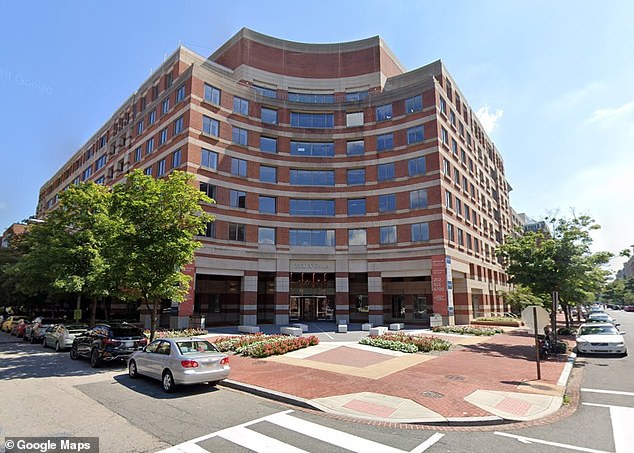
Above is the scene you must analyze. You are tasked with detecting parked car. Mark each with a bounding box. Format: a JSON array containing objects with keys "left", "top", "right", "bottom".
[
  {"left": 43, "top": 323, "right": 88, "bottom": 351},
  {"left": 70, "top": 323, "right": 147, "bottom": 368},
  {"left": 128, "top": 338, "right": 230, "bottom": 393},
  {"left": 12, "top": 319, "right": 31, "bottom": 337},
  {"left": 2, "top": 315, "right": 29, "bottom": 333},
  {"left": 24, "top": 318, "right": 64, "bottom": 343},
  {"left": 576, "top": 322, "right": 627, "bottom": 356},
  {"left": 586, "top": 312, "right": 618, "bottom": 326},
  {"left": 624, "top": 305, "right": 634, "bottom": 312}
]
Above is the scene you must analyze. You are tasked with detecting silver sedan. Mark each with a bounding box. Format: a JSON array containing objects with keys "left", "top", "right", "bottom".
[{"left": 127, "top": 338, "right": 230, "bottom": 392}]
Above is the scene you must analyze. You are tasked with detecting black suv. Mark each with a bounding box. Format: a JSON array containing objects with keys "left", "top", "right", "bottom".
[{"left": 70, "top": 323, "right": 147, "bottom": 368}]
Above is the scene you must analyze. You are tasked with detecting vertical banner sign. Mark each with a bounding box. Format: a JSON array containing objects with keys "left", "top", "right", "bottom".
[
  {"left": 178, "top": 262, "right": 196, "bottom": 317},
  {"left": 446, "top": 256, "right": 454, "bottom": 316},
  {"left": 431, "top": 255, "right": 448, "bottom": 315}
]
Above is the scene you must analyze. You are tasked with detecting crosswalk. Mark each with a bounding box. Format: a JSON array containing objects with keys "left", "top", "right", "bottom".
[
  {"left": 157, "top": 410, "right": 443, "bottom": 453},
  {"left": 581, "top": 388, "right": 634, "bottom": 453}
]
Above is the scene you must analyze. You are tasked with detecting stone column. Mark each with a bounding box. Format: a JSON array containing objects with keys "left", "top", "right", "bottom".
[
  {"left": 368, "top": 272, "right": 384, "bottom": 325},
  {"left": 274, "top": 272, "right": 290, "bottom": 325},
  {"left": 335, "top": 273, "right": 349, "bottom": 324},
  {"left": 239, "top": 271, "right": 258, "bottom": 325}
]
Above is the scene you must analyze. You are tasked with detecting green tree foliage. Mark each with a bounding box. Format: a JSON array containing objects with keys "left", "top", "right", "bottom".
[
  {"left": 499, "top": 284, "right": 545, "bottom": 315},
  {"left": 602, "top": 278, "right": 634, "bottom": 305},
  {"left": 497, "top": 214, "right": 612, "bottom": 327}
]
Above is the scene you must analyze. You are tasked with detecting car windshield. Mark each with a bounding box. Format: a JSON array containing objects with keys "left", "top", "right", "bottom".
[
  {"left": 589, "top": 314, "right": 609, "bottom": 321},
  {"left": 112, "top": 326, "right": 144, "bottom": 337},
  {"left": 176, "top": 340, "right": 219, "bottom": 355},
  {"left": 579, "top": 326, "right": 618, "bottom": 336}
]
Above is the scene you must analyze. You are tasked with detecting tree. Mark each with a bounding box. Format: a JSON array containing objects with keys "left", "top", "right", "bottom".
[
  {"left": 499, "top": 284, "right": 545, "bottom": 315},
  {"left": 110, "top": 170, "right": 213, "bottom": 341},
  {"left": 498, "top": 214, "right": 612, "bottom": 327}
]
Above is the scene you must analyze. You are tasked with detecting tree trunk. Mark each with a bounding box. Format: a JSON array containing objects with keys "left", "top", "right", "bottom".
[{"left": 147, "top": 296, "right": 158, "bottom": 342}]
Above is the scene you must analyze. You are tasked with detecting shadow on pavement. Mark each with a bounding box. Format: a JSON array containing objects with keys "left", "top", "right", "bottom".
[{"left": 113, "top": 373, "right": 222, "bottom": 399}]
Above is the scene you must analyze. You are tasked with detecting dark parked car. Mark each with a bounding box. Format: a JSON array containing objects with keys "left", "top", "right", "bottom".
[{"left": 70, "top": 323, "right": 147, "bottom": 368}]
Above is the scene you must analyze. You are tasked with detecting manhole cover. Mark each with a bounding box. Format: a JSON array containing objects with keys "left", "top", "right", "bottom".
[
  {"left": 421, "top": 391, "right": 444, "bottom": 398},
  {"left": 445, "top": 375, "right": 466, "bottom": 381}
]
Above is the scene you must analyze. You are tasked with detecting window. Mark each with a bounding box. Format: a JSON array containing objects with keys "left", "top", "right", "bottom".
[
  {"left": 290, "top": 141, "right": 334, "bottom": 157},
  {"left": 258, "top": 227, "right": 275, "bottom": 245},
  {"left": 454, "top": 168, "right": 460, "bottom": 185},
  {"left": 137, "top": 121, "right": 144, "bottom": 135},
  {"left": 201, "top": 149, "right": 218, "bottom": 170},
  {"left": 253, "top": 85, "right": 277, "bottom": 98},
  {"left": 232, "top": 127, "right": 248, "bottom": 146},
  {"left": 261, "top": 107, "right": 277, "bottom": 125},
  {"left": 347, "top": 198, "right": 366, "bottom": 216},
  {"left": 445, "top": 191, "right": 453, "bottom": 209},
  {"left": 203, "top": 116, "right": 219, "bottom": 136},
  {"left": 377, "top": 133, "right": 394, "bottom": 151},
  {"left": 346, "top": 140, "right": 364, "bottom": 156},
  {"left": 376, "top": 104, "right": 393, "bottom": 121},
  {"left": 134, "top": 147, "right": 142, "bottom": 162},
  {"left": 411, "top": 222, "right": 429, "bottom": 242},
  {"left": 204, "top": 84, "right": 221, "bottom": 105},
  {"left": 290, "top": 169, "right": 334, "bottom": 186},
  {"left": 172, "top": 149, "right": 181, "bottom": 168},
  {"left": 474, "top": 237, "right": 480, "bottom": 253},
  {"left": 289, "top": 199, "right": 335, "bottom": 216},
  {"left": 377, "top": 162, "right": 395, "bottom": 181},
  {"left": 199, "top": 182, "right": 216, "bottom": 199},
  {"left": 464, "top": 204, "right": 471, "bottom": 222},
  {"left": 165, "top": 73, "right": 173, "bottom": 88},
  {"left": 99, "top": 136, "right": 107, "bottom": 148},
  {"left": 230, "top": 190, "right": 246, "bottom": 208},
  {"left": 82, "top": 166, "right": 92, "bottom": 181},
  {"left": 157, "top": 159, "right": 166, "bottom": 176},
  {"left": 288, "top": 92, "right": 334, "bottom": 103},
  {"left": 148, "top": 110, "right": 156, "bottom": 125},
  {"left": 162, "top": 97, "right": 170, "bottom": 114},
  {"left": 455, "top": 197, "right": 462, "bottom": 216},
  {"left": 458, "top": 228, "right": 464, "bottom": 247},
  {"left": 289, "top": 229, "right": 335, "bottom": 246},
  {"left": 144, "top": 166, "right": 153, "bottom": 176},
  {"left": 347, "top": 168, "right": 365, "bottom": 185},
  {"left": 176, "top": 84, "right": 186, "bottom": 102},
  {"left": 346, "top": 111, "right": 364, "bottom": 127},
  {"left": 259, "top": 196, "right": 276, "bottom": 213},
  {"left": 461, "top": 148, "right": 467, "bottom": 164},
  {"left": 466, "top": 233, "right": 472, "bottom": 249},
  {"left": 348, "top": 229, "right": 367, "bottom": 245},
  {"left": 443, "top": 159, "right": 450, "bottom": 176},
  {"left": 140, "top": 97, "right": 146, "bottom": 111},
  {"left": 380, "top": 226, "right": 397, "bottom": 244},
  {"left": 405, "top": 95, "right": 423, "bottom": 113},
  {"left": 174, "top": 116, "right": 184, "bottom": 135},
  {"left": 408, "top": 156, "right": 426, "bottom": 176},
  {"left": 259, "top": 165, "right": 276, "bottom": 183},
  {"left": 231, "top": 158, "right": 247, "bottom": 177},
  {"left": 447, "top": 223, "right": 454, "bottom": 242},
  {"left": 95, "top": 176, "right": 105, "bottom": 185},
  {"left": 441, "top": 127, "right": 449, "bottom": 145},
  {"left": 260, "top": 136, "right": 277, "bottom": 153},
  {"left": 146, "top": 137, "right": 154, "bottom": 154},
  {"left": 345, "top": 91, "right": 369, "bottom": 102},
  {"left": 414, "top": 295, "right": 427, "bottom": 319},
  {"left": 233, "top": 96, "right": 249, "bottom": 115},
  {"left": 95, "top": 155, "right": 107, "bottom": 170},
  {"left": 228, "top": 223, "right": 246, "bottom": 241},
  {"left": 159, "top": 128, "right": 168, "bottom": 145},
  {"left": 410, "top": 189, "right": 428, "bottom": 209},
  {"left": 379, "top": 194, "right": 396, "bottom": 212},
  {"left": 450, "top": 110, "right": 456, "bottom": 127},
  {"left": 392, "top": 295, "right": 405, "bottom": 318},
  {"left": 439, "top": 97, "right": 447, "bottom": 115},
  {"left": 451, "top": 138, "right": 458, "bottom": 154},
  {"left": 407, "top": 125, "right": 424, "bottom": 144},
  {"left": 290, "top": 112, "right": 334, "bottom": 128},
  {"left": 202, "top": 222, "right": 215, "bottom": 238},
  {"left": 459, "top": 122, "right": 465, "bottom": 137}
]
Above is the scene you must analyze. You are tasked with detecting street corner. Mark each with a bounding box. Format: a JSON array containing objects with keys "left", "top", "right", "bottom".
[{"left": 464, "top": 390, "right": 562, "bottom": 421}]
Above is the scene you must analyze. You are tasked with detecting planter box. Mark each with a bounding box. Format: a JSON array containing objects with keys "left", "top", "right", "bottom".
[
  {"left": 361, "top": 323, "right": 373, "bottom": 331},
  {"left": 389, "top": 323, "right": 404, "bottom": 331},
  {"left": 238, "top": 325, "right": 260, "bottom": 334},
  {"left": 291, "top": 323, "right": 308, "bottom": 332},
  {"left": 369, "top": 326, "right": 388, "bottom": 336},
  {"left": 337, "top": 324, "right": 348, "bottom": 333},
  {"left": 280, "top": 326, "right": 303, "bottom": 336},
  {"left": 471, "top": 320, "right": 522, "bottom": 327}
]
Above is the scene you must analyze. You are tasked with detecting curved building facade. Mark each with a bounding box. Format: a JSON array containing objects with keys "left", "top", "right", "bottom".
[{"left": 37, "top": 29, "right": 513, "bottom": 328}]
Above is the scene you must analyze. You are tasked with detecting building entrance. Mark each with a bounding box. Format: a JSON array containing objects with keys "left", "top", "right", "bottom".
[{"left": 289, "top": 296, "right": 333, "bottom": 321}]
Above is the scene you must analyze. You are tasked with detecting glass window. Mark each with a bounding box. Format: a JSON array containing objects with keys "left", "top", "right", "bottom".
[
  {"left": 233, "top": 96, "right": 249, "bottom": 115},
  {"left": 290, "top": 141, "right": 334, "bottom": 157},
  {"left": 176, "top": 84, "right": 186, "bottom": 102},
  {"left": 345, "top": 91, "right": 369, "bottom": 102},
  {"left": 290, "top": 112, "right": 334, "bottom": 128},
  {"left": 229, "top": 223, "right": 246, "bottom": 241},
  {"left": 408, "top": 156, "right": 426, "bottom": 176},
  {"left": 144, "top": 166, "right": 153, "bottom": 176},
  {"left": 414, "top": 295, "right": 428, "bottom": 319},
  {"left": 289, "top": 199, "right": 335, "bottom": 216},
  {"left": 458, "top": 228, "right": 464, "bottom": 246},
  {"left": 259, "top": 196, "right": 276, "bottom": 213},
  {"left": 347, "top": 198, "right": 366, "bottom": 216},
  {"left": 405, "top": 95, "right": 423, "bottom": 113},
  {"left": 411, "top": 222, "right": 429, "bottom": 242},
  {"left": 148, "top": 110, "right": 156, "bottom": 125},
  {"left": 260, "top": 136, "right": 277, "bottom": 153},
  {"left": 454, "top": 168, "right": 460, "bottom": 185},
  {"left": 410, "top": 189, "right": 428, "bottom": 209},
  {"left": 455, "top": 197, "right": 462, "bottom": 216},
  {"left": 230, "top": 190, "right": 247, "bottom": 208},
  {"left": 288, "top": 92, "right": 334, "bottom": 103},
  {"left": 258, "top": 227, "right": 275, "bottom": 245},
  {"left": 157, "top": 159, "right": 166, "bottom": 176},
  {"left": 439, "top": 97, "right": 447, "bottom": 115},
  {"left": 146, "top": 137, "right": 154, "bottom": 154},
  {"left": 392, "top": 295, "right": 405, "bottom": 318},
  {"left": 162, "top": 97, "right": 170, "bottom": 115},
  {"left": 173, "top": 116, "right": 184, "bottom": 135},
  {"left": 82, "top": 166, "right": 92, "bottom": 181},
  {"left": 447, "top": 223, "right": 454, "bottom": 242},
  {"left": 201, "top": 149, "right": 218, "bottom": 170},
  {"left": 200, "top": 182, "right": 216, "bottom": 199},
  {"left": 159, "top": 128, "right": 168, "bottom": 145},
  {"left": 289, "top": 229, "right": 335, "bottom": 246},
  {"left": 445, "top": 190, "right": 453, "bottom": 209},
  {"left": 443, "top": 158, "right": 450, "bottom": 176},
  {"left": 379, "top": 194, "right": 396, "bottom": 212},
  {"left": 377, "top": 133, "right": 393, "bottom": 151},
  {"left": 231, "top": 157, "right": 247, "bottom": 177},
  {"left": 261, "top": 107, "right": 277, "bottom": 125},
  {"left": 172, "top": 149, "right": 181, "bottom": 168},
  {"left": 376, "top": 104, "right": 393, "bottom": 121},
  {"left": 134, "top": 147, "right": 142, "bottom": 162},
  {"left": 407, "top": 125, "right": 424, "bottom": 144},
  {"left": 259, "top": 165, "right": 276, "bottom": 183},
  {"left": 441, "top": 127, "right": 449, "bottom": 144},
  {"left": 380, "top": 226, "right": 397, "bottom": 244},
  {"left": 347, "top": 168, "right": 365, "bottom": 186},
  {"left": 377, "top": 162, "right": 395, "bottom": 181},
  {"left": 253, "top": 85, "right": 277, "bottom": 98},
  {"left": 290, "top": 169, "right": 334, "bottom": 186},
  {"left": 450, "top": 110, "right": 456, "bottom": 127},
  {"left": 346, "top": 111, "right": 364, "bottom": 127},
  {"left": 204, "top": 84, "right": 221, "bottom": 105},
  {"left": 348, "top": 229, "right": 367, "bottom": 245},
  {"left": 346, "top": 140, "right": 365, "bottom": 156},
  {"left": 203, "top": 116, "right": 219, "bottom": 136},
  {"left": 95, "top": 155, "right": 107, "bottom": 170},
  {"left": 232, "top": 127, "right": 248, "bottom": 146},
  {"left": 137, "top": 120, "right": 144, "bottom": 135},
  {"left": 451, "top": 138, "right": 458, "bottom": 154}
]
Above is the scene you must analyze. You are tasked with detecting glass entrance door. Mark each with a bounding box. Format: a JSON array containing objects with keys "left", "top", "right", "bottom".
[{"left": 289, "top": 296, "right": 332, "bottom": 321}]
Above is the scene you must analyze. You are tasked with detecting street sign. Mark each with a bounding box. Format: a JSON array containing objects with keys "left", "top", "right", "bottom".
[
  {"left": 73, "top": 309, "right": 82, "bottom": 321},
  {"left": 521, "top": 305, "right": 550, "bottom": 334}
]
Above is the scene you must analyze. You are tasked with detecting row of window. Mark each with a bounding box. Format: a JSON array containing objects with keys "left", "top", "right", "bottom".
[{"left": 134, "top": 116, "right": 184, "bottom": 162}]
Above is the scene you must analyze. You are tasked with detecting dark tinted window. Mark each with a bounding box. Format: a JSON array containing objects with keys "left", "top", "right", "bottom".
[{"left": 111, "top": 326, "right": 144, "bottom": 337}]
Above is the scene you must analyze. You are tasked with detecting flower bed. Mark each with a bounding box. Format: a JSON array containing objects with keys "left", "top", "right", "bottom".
[
  {"left": 211, "top": 333, "right": 319, "bottom": 358},
  {"left": 360, "top": 333, "right": 451, "bottom": 353},
  {"left": 144, "top": 328, "right": 208, "bottom": 338},
  {"left": 432, "top": 325, "right": 503, "bottom": 336},
  {"left": 471, "top": 317, "right": 523, "bottom": 327}
]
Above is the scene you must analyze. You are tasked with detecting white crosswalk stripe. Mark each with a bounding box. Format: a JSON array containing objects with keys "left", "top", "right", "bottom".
[{"left": 157, "top": 410, "right": 444, "bottom": 453}]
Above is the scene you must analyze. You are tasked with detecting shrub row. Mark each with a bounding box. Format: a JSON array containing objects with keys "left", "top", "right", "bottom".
[
  {"left": 359, "top": 337, "right": 418, "bottom": 353},
  {"left": 361, "top": 333, "right": 452, "bottom": 353},
  {"left": 432, "top": 325, "right": 503, "bottom": 336},
  {"left": 144, "top": 328, "right": 208, "bottom": 338},
  {"left": 212, "top": 333, "right": 319, "bottom": 358}
]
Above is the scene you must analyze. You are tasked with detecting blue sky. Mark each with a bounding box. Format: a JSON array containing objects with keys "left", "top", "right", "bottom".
[{"left": 1, "top": 1, "right": 632, "bottom": 273}]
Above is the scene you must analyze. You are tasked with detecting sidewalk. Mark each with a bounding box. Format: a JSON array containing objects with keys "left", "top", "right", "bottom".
[{"left": 203, "top": 324, "right": 575, "bottom": 426}]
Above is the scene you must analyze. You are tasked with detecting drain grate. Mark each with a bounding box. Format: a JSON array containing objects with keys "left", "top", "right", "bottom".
[
  {"left": 445, "top": 375, "right": 466, "bottom": 381},
  {"left": 421, "top": 391, "right": 444, "bottom": 398}
]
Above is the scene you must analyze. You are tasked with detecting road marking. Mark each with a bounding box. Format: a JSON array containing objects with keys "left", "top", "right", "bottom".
[
  {"left": 312, "top": 323, "right": 334, "bottom": 340},
  {"left": 157, "top": 410, "right": 441, "bottom": 453},
  {"left": 582, "top": 403, "right": 634, "bottom": 453},
  {"left": 557, "top": 352, "right": 576, "bottom": 386},
  {"left": 493, "top": 432, "right": 611, "bottom": 453},
  {"left": 581, "top": 388, "right": 634, "bottom": 397}
]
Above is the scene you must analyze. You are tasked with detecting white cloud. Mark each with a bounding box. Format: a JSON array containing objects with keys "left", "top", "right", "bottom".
[
  {"left": 475, "top": 105, "right": 504, "bottom": 134},
  {"left": 587, "top": 101, "right": 634, "bottom": 123}
]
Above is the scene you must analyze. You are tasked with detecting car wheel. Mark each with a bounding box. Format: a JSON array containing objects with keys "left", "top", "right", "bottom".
[
  {"left": 209, "top": 380, "right": 221, "bottom": 387},
  {"left": 90, "top": 349, "right": 101, "bottom": 368},
  {"left": 31, "top": 335, "right": 37, "bottom": 344},
  {"left": 162, "top": 371, "right": 176, "bottom": 393},
  {"left": 55, "top": 341, "right": 61, "bottom": 352},
  {"left": 43, "top": 339, "right": 48, "bottom": 348},
  {"left": 69, "top": 347, "right": 78, "bottom": 360},
  {"left": 128, "top": 360, "right": 139, "bottom": 379}
]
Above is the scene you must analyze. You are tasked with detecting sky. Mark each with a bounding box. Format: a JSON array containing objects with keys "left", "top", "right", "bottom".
[{"left": 1, "top": 0, "right": 632, "bottom": 274}]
